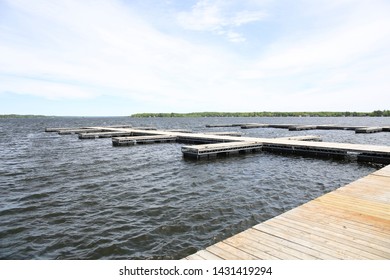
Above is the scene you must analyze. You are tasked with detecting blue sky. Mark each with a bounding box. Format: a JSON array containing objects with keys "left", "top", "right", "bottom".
[{"left": 1, "top": 0, "right": 390, "bottom": 116}]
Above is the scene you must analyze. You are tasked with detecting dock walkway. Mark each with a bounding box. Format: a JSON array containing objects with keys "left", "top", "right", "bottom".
[
  {"left": 45, "top": 125, "right": 390, "bottom": 164},
  {"left": 184, "top": 164, "right": 390, "bottom": 260},
  {"left": 232, "top": 123, "right": 390, "bottom": 134}
]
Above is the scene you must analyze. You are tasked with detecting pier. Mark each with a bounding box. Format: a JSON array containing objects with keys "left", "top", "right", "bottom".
[
  {"left": 184, "top": 164, "right": 390, "bottom": 260},
  {"left": 45, "top": 125, "right": 390, "bottom": 164},
  {"left": 112, "top": 135, "right": 177, "bottom": 146},
  {"left": 45, "top": 123, "right": 390, "bottom": 259},
  {"left": 232, "top": 123, "right": 390, "bottom": 134}
]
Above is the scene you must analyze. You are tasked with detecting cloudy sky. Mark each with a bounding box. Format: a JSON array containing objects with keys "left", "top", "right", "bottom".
[{"left": 1, "top": 0, "right": 389, "bottom": 116}]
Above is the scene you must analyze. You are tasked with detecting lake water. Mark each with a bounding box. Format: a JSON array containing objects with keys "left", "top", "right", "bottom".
[{"left": 0, "top": 117, "right": 389, "bottom": 259}]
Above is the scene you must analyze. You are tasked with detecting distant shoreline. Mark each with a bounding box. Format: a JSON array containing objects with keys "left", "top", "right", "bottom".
[
  {"left": 2, "top": 110, "right": 389, "bottom": 118},
  {"left": 0, "top": 114, "right": 48, "bottom": 119},
  {"left": 131, "top": 111, "right": 390, "bottom": 118}
]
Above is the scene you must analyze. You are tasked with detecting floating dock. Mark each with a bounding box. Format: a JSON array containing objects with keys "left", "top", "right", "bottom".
[
  {"left": 355, "top": 127, "right": 383, "bottom": 133},
  {"left": 205, "top": 124, "right": 243, "bottom": 128},
  {"left": 181, "top": 138, "right": 390, "bottom": 163},
  {"left": 181, "top": 141, "right": 263, "bottom": 159},
  {"left": 44, "top": 125, "right": 132, "bottom": 132},
  {"left": 45, "top": 125, "right": 390, "bottom": 164},
  {"left": 288, "top": 125, "right": 317, "bottom": 131},
  {"left": 112, "top": 135, "right": 177, "bottom": 146},
  {"left": 79, "top": 131, "right": 135, "bottom": 139},
  {"left": 212, "top": 123, "right": 390, "bottom": 134},
  {"left": 275, "top": 135, "right": 321, "bottom": 141},
  {"left": 184, "top": 164, "right": 390, "bottom": 260},
  {"left": 241, "top": 124, "right": 269, "bottom": 129}
]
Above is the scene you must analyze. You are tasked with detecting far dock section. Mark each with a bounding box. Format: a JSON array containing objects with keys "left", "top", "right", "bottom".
[
  {"left": 275, "top": 135, "right": 321, "bottom": 141},
  {"left": 210, "top": 123, "right": 390, "bottom": 134},
  {"left": 184, "top": 164, "right": 390, "bottom": 260},
  {"left": 112, "top": 135, "right": 177, "bottom": 146},
  {"left": 181, "top": 139, "right": 390, "bottom": 163},
  {"left": 355, "top": 127, "right": 383, "bottom": 133},
  {"left": 205, "top": 124, "right": 243, "bottom": 128},
  {"left": 79, "top": 131, "right": 134, "bottom": 139},
  {"left": 181, "top": 142, "right": 263, "bottom": 159},
  {"left": 45, "top": 125, "right": 132, "bottom": 133},
  {"left": 46, "top": 124, "right": 390, "bottom": 164},
  {"left": 241, "top": 123, "right": 269, "bottom": 129}
]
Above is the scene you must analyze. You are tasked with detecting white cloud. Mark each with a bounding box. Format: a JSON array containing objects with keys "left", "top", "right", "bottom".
[
  {"left": 176, "top": 0, "right": 224, "bottom": 31},
  {"left": 232, "top": 10, "right": 268, "bottom": 26},
  {"left": 176, "top": 0, "right": 267, "bottom": 42}
]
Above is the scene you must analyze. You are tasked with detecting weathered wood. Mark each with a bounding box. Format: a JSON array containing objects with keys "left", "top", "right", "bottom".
[
  {"left": 240, "top": 123, "right": 269, "bottom": 129},
  {"left": 206, "top": 124, "right": 243, "bottom": 127},
  {"left": 355, "top": 127, "right": 383, "bottom": 133},
  {"left": 181, "top": 141, "right": 263, "bottom": 159},
  {"left": 45, "top": 125, "right": 132, "bottom": 132},
  {"left": 204, "top": 131, "right": 242, "bottom": 136},
  {"left": 112, "top": 135, "right": 177, "bottom": 146},
  {"left": 275, "top": 135, "right": 321, "bottom": 141},
  {"left": 79, "top": 131, "right": 135, "bottom": 139},
  {"left": 288, "top": 125, "right": 317, "bottom": 131}
]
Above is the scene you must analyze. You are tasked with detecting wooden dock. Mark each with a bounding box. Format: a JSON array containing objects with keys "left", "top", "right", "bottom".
[
  {"left": 288, "top": 125, "right": 317, "bottom": 131},
  {"left": 241, "top": 123, "right": 269, "bottom": 129},
  {"left": 181, "top": 141, "right": 263, "bottom": 159},
  {"left": 45, "top": 125, "right": 390, "bottom": 164},
  {"left": 184, "top": 164, "right": 390, "bottom": 260},
  {"left": 212, "top": 123, "right": 390, "bottom": 134},
  {"left": 356, "top": 127, "right": 383, "bottom": 133},
  {"left": 112, "top": 135, "right": 177, "bottom": 146},
  {"left": 275, "top": 135, "right": 321, "bottom": 141},
  {"left": 181, "top": 138, "right": 390, "bottom": 163}
]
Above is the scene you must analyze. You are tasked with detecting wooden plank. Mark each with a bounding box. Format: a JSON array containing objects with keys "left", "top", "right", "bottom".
[
  {"left": 194, "top": 250, "right": 223, "bottom": 260},
  {"left": 283, "top": 208, "right": 390, "bottom": 248},
  {"left": 264, "top": 218, "right": 386, "bottom": 259},
  {"left": 294, "top": 203, "right": 390, "bottom": 237},
  {"left": 227, "top": 230, "right": 301, "bottom": 259},
  {"left": 315, "top": 193, "right": 390, "bottom": 219},
  {"left": 185, "top": 254, "right": 206, "bottom": 260},
  {"left": 308, "top": 200, "right": 390, "bottom": 232},
  {"left": 372, "top": 166, "right": 390, "bottom": 177},
  {"left": 276, "top": 213, "right": 390, "bottom": 257},
  {"left": 242, "top": 228, "right": 320, "bottom": 259},
  {"left": 207, "top": 242, "right": 257, "bottom": 260},
  {"left": 253, "top": 223, "right": 349, "bottom": 259},
  {"left": 222, "top": 234, "right": 283, "bottom": 260}
]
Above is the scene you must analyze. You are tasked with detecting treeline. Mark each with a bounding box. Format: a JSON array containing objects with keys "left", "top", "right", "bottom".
[
  {"left": 0, "top": 114, "right": 47, "bottom": 119},
  {"left": 131, "top": 110, "right": 390, "bottom": 118}
]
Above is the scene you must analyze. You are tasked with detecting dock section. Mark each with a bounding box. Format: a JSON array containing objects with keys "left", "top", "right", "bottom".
[
  {"left": 184, "top": 164, "right": 390, "bottom": 260},
  {"left": 45, "top": 125, "right": 390, "bottom": 164},
  {"left": 181, "top": 141, "right": 263, "bottom": 159},
  {"left": 211, "top": 123, "right": 390, "bottom": 134},
  {"left": 112, "top": 135, "right": 177, "bottom": 146}
]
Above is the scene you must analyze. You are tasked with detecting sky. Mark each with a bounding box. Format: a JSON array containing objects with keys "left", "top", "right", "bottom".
[{"left": 0, "top": 0, "right": 390, "bottom": 116}]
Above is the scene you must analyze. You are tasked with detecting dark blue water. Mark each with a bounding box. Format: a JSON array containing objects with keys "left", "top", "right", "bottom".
[{"left": 0, "top": 117, "right": 389, "bottom": 259}]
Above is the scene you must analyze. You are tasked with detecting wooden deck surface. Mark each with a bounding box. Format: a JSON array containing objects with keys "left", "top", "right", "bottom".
[{"left": 184, "top": 164, "right": 390, "bottom": 260}]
